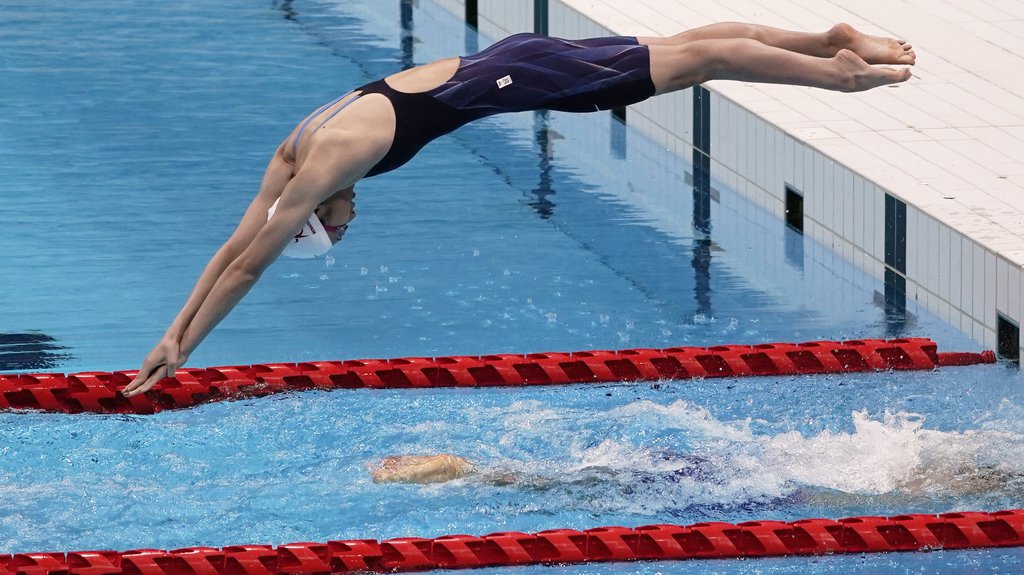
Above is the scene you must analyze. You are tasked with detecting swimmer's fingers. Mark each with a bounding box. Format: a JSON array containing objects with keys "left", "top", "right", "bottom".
[
  {"left": 121, "top": 361, "right": 167, "bottom": 397},
  {"left": 124, "top": 352, "right": 159, "bottom": 391},
  {"left": 122, "top": 340, "right": 181, "bottom": 397}
]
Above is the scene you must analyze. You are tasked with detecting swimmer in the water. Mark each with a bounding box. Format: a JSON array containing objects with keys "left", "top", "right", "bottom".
[
  {"left": 370, "top": 452, "right": 717, "bottom": 488},
  {"left": 369, "top": 453, "right": 1021, "bottom": 504},
  {"left": 123, "top": 24, "right": 915, "bottom": 396}
]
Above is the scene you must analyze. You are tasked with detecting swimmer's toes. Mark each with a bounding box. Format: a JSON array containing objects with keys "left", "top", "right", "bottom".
[
  {"left": 873, "top": 38, "right": 912, "bottom": 65},
  {"left": 835, "top": 23, "right": 915, "bottom": 65},
  {"left": 900, "top": 45, "right": 917, "bottom": 65},
  {"left": 890, "top": 67, "right": 913, "bottom": 83},
  {"left": 838, "top": 49, "right": 911, "bottom": 91}
]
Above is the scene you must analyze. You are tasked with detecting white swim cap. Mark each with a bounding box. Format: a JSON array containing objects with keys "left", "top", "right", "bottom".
[{"left": 267, "top": 198, "right": 333, "bottom": 259}]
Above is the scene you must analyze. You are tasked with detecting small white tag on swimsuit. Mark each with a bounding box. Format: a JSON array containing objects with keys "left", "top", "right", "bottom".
[{"left": 496, "top": 75, "right": 513, "bottom": 89}]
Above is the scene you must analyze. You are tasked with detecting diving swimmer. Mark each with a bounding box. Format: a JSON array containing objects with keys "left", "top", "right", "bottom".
[{"left": 123, "top": 23, "right": 915, "bottom": 396}]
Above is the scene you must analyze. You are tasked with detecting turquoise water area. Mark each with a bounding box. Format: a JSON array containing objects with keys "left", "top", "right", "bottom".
[{"left": 1, "top": 0, "right": 1022, "bottom": 572}]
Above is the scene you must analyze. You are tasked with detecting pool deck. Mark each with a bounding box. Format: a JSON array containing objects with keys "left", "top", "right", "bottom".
[
  {"left": 565, "top": 0, "right": 1024, "bottom": 352},
  {"left": 567, "top": 0, "right": 1024, "bottom": 245}
]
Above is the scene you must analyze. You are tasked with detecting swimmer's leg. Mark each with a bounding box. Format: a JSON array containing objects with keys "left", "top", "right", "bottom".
[
  {"left": 639, "top": 23, "right": 915, "bottom": 66},
  {"left": 646, "top": 38, "right": 911, "bottom": 94}
]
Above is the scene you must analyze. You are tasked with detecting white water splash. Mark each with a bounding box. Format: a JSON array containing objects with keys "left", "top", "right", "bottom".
[{"left": 482, "top": 400, "right": 1024, "bottom": 503}]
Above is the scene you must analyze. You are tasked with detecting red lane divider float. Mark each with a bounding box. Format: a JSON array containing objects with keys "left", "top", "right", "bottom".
[
  {"left": 3, "top": 510, "right": 1022, "bottom": 573},
  {"left": 0, "top": 338, "right": 995, "bottom": 415}
]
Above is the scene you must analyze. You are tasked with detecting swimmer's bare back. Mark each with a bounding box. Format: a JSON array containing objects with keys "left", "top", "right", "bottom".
[{"left": 282, "top": 58, "right": 460, "bottom": 173}]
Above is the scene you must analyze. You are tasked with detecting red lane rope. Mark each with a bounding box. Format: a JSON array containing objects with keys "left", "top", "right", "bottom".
[
  {"left": 4, "top": 510, "right": 1022, "bottom": 572},
  {"left": 0, "top": 338, "right": 995, "bottom": 414}
]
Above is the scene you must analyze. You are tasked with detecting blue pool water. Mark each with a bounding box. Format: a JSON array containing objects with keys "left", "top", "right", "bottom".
[{"left": 2, "top": 0, "right": 1023, "bottom": 572}]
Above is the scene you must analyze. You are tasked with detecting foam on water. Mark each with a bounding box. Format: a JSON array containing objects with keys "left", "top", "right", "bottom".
[{"left": 452, "top": 398, "right": 1024, "bottom": 516}]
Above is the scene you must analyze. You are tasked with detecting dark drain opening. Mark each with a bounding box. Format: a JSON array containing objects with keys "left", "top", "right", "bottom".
[
  {"left": 997, "top": 314, "right": 1020, "bottom": 364},
  {"left": 785, "top": 185, "right": 803, "bottom": 233}
]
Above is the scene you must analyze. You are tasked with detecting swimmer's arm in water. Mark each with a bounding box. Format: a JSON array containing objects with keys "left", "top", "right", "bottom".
[{"left": 123, "top": 134, "right": 373, "bottom": 397}]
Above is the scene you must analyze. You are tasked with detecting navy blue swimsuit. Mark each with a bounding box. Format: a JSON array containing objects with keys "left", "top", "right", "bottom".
[{"left": 296, "top": 33, "right": 656, "bottom": 178}]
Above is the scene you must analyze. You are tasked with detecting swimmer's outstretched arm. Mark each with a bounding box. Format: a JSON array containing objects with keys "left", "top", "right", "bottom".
[
  {"left": 165, "top": 146, "right": 294, "bottom": 338},
  {"left": 125, "top": 145, "right": 294, "bottom": 391},
  {"left": 123, "top": 136, "right": 368, "bottom": 397}
]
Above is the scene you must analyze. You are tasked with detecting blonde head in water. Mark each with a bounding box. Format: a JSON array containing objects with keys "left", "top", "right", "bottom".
[{"left": 370, "top": 454, "right": 475, "bottom": 484}]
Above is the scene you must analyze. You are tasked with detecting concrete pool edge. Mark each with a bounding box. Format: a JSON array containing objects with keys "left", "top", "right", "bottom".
[{"left": 428, "top": 0, "right": 1024, "bottom": 361}]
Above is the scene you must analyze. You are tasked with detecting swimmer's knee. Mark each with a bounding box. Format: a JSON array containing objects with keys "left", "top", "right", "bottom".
[{"left": 649, "top": 43, "right": 714, "bottom": 93}]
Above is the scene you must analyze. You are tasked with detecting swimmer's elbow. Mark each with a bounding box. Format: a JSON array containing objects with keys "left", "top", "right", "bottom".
[
  {"left": 227, "top": 238, "right": 283, "bottom": 285},
  {"left": 235, "top": 267, "right": 262, "bottom": 286},
  {"left": 223, "top": 258, "right": 264, "bottom": 288}
]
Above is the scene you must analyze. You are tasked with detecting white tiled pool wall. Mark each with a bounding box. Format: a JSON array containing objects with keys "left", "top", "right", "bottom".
[{"left": 425, "top": 0, "right": 1021, "bottom": 356}]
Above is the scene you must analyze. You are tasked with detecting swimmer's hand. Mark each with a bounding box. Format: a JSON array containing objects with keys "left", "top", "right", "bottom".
[{"left": 122, "top": 337, "right": 189, "bottom": 397}]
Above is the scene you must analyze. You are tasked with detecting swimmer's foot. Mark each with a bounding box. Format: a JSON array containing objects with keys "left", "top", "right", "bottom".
[
  {"left": 828, "top": 22, "right": 916, "bottom": 65},
  {"left": 835, "top": 48, "right": 912, "bottom": 91}
]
